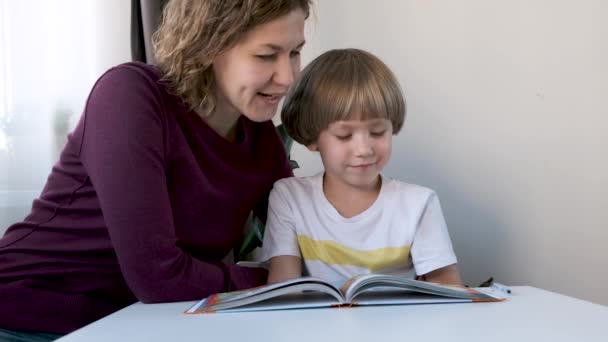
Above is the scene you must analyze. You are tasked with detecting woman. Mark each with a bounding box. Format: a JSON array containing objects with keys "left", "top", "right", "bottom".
[{"left": 0, "top": 0, "right": 311, "bottom": 339}]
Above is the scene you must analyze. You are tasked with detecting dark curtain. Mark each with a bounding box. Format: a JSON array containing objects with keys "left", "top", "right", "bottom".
[{"left": 131, "top": 0, "right": 167, "bottom": 63}]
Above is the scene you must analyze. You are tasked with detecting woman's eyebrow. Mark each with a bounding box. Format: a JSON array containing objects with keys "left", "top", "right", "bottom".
[{"left": 260, "top": 40, "right": 306, "bottom": 52}]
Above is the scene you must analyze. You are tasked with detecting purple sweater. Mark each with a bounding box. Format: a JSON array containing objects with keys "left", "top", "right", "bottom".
[{"left": 0, "top": 62, "right": 291, "bottom": 334}]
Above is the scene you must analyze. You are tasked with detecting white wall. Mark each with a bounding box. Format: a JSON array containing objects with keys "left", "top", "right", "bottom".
[
  {"left": 296, "top": 0, "right": 608, "bottom": 304},
  {"left": 2, "top": 0, "right": 605, "bottom": 306},
  {"left": 0, "top": 0, "right": 131, "bottom": 235}
]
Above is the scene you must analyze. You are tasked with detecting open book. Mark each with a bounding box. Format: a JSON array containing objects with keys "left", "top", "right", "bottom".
[{"left": 185, "top": 274, "right": 506, "bottom": 314}]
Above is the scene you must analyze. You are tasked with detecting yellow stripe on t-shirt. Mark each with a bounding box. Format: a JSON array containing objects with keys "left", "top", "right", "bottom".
[{"left": 297, "top": 235, "right": 410, "bottom": 272}]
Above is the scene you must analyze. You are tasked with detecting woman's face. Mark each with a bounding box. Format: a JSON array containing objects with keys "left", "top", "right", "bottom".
[{"left": 212, "top": 9, "right": 306, "bottom": 123}]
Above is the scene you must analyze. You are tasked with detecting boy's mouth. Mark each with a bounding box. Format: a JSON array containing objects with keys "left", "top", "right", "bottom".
[{"left": 351, "top": 162, "right": 376, "bottom": 168}]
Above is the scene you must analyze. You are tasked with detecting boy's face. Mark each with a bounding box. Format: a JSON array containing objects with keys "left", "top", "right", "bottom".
[{"left": 308, "top": 118, "right": 393, "bottom": 191}]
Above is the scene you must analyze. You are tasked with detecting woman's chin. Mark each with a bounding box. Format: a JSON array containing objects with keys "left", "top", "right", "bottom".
[{"left": 242, "top": 108, "right": 278, "bottom": 122}]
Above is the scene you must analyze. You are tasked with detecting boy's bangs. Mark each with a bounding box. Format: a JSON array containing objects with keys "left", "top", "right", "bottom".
[
  {"left": 350, "top": 79, "right": 392, "bottom": 122},
  {"left": 323, "top": 71, "right": 391, "bottom": 124}
]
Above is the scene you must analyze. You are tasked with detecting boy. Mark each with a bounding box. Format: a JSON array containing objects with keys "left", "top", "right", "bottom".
[{"left": 262, "top": 49, "right": 462, "bottom": 285}]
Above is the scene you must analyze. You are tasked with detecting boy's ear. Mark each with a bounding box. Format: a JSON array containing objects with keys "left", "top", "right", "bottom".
[{"left": 306, "top": 143, "right": 318, "bottom": 152}]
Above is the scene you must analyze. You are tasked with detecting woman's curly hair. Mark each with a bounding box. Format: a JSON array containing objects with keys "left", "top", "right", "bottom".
[{"left": 153, "top": 0, "right": 311, "bottom": 116}]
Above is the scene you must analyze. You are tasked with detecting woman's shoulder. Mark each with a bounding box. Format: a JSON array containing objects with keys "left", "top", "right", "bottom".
[
  {"left": 86, "top": 62, "right": 181, "bottom": 118},
  {"left": 81, "top": 62, "right": 179, "bottom": 134},
  {"left": 96, "top": 62, "right": 163, "bottom": 87},
  {"left": 110, "top": 61, "right": 161, "bottom": 77}
]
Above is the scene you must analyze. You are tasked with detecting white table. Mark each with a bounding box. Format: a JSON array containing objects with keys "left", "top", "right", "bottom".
[{"left": 57, "top": 286, "right": 607, "bottom": 342}]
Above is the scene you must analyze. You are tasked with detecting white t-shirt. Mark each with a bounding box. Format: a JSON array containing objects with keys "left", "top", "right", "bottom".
[{"left": 261, "top": 173, "right": 458, "bottom": 283}]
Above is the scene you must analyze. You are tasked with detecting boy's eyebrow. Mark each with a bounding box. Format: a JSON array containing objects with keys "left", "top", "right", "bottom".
[{"left": 262, "top": 40, "right": 306, "bottom": 51}]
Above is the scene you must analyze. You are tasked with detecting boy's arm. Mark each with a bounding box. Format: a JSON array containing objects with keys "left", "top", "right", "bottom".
[
  {"left": 267, "top": 255, "right": 302, "bottom": 284},
  {"left": 262, "top": 181, "right": 302, "bottom": 284},
  {"left": 411, "top": 192, "right": 460, "bottom": 286},
  {"left": 419, "top": 264, "right": 462, "bottom": 285}
]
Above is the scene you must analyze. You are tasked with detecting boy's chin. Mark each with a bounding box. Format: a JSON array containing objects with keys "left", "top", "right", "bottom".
[{"left": 343, "top": 175, "right": 382, "bottom": 189}]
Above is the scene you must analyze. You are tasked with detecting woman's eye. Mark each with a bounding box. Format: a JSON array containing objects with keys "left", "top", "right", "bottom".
[
  {"left": 290, "top": 50, "right": 301, "bottom": 58},
  {"left": 371, "top": 130, "right": 387, "bottom": 137},
  {"left": 256, "top": 54, "right": 277, "bottom": 61}
]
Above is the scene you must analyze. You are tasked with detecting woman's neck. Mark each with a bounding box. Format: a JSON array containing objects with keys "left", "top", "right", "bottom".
[{"left": 199, "top": 106, "right": 241, "bottom": 143}]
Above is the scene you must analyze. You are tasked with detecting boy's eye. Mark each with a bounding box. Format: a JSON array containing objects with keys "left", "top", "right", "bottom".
[
  {"left": 371, "top": 130, "right": 387, "bottom": 137},
  {"left": 335, "top": 134, "right": 352, "bottom": 141},
  {"left": 290, "top": 50, "right": 301, "bottom": 58}
]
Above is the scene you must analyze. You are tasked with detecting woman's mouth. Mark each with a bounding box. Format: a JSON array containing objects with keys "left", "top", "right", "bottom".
[{"left": 257, "top": 92, "right": 282, "bottom": 104}]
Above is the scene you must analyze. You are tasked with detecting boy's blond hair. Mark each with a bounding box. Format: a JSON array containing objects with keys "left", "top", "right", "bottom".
[
  {"left": 153, "top": 0, "right": 312, "bottom": 117},
  {"left": 281, "top": 48, "right": 406, "bottom": 146}
]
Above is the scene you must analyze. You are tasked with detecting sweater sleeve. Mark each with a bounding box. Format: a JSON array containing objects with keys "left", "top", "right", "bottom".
[{"left": 79, "top": 65, "right": 265, "bottom": 303}]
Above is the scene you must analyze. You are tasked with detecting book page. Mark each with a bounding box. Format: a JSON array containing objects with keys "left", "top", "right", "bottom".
[
  {"left": 341, "top": 274, "right": 502, "bottom": 302},
  {"left": 210, "top": 291, "right": 344, "bottom": 313},
  {"left": 186, "top": 277, "right": 344, "bottom": 314}
]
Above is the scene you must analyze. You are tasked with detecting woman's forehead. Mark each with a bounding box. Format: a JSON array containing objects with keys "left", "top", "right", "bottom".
[{"left": 238, "top": 9, "right": 306, "bottom": 50}]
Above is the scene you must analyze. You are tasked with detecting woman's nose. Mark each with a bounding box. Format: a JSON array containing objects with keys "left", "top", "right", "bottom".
[{"left": 272, "top": 56, "right": 296, "bottom": 87}]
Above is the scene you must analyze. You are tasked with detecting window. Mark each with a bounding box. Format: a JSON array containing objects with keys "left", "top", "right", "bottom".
[{"left": 0, "top": 0, "right": 130, "bottom": 233}]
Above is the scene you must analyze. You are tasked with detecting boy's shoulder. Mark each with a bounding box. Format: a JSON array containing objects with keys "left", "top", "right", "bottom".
[
  {"left": 382, "top": 176, "right": 437, "bottom": 201},
  {"left": 273, "top": 173, "right": 322, "bottom": 193}
]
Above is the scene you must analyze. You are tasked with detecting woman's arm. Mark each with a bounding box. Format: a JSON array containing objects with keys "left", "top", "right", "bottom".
[
  {"left": 80, "top": 65, "right": 264, "bottom": 303},
  {"left": 267, "top": 255, "right": 302, "bottom": 284},
  {"left": 419, "top": 264, "right": 462, "bottom": 285}
]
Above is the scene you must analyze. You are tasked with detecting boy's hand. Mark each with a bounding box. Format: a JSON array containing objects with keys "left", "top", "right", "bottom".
[
  {"left": 267, "top": 255, "right": 302, "bottom": 284},
  {"left": 419, "top": 264, "right": 462, "bottom": 285}
]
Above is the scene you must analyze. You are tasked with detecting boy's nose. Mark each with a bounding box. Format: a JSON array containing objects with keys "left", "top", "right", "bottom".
[{"left": 354, "top": 136, "right": 374, "bottom": 157}]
